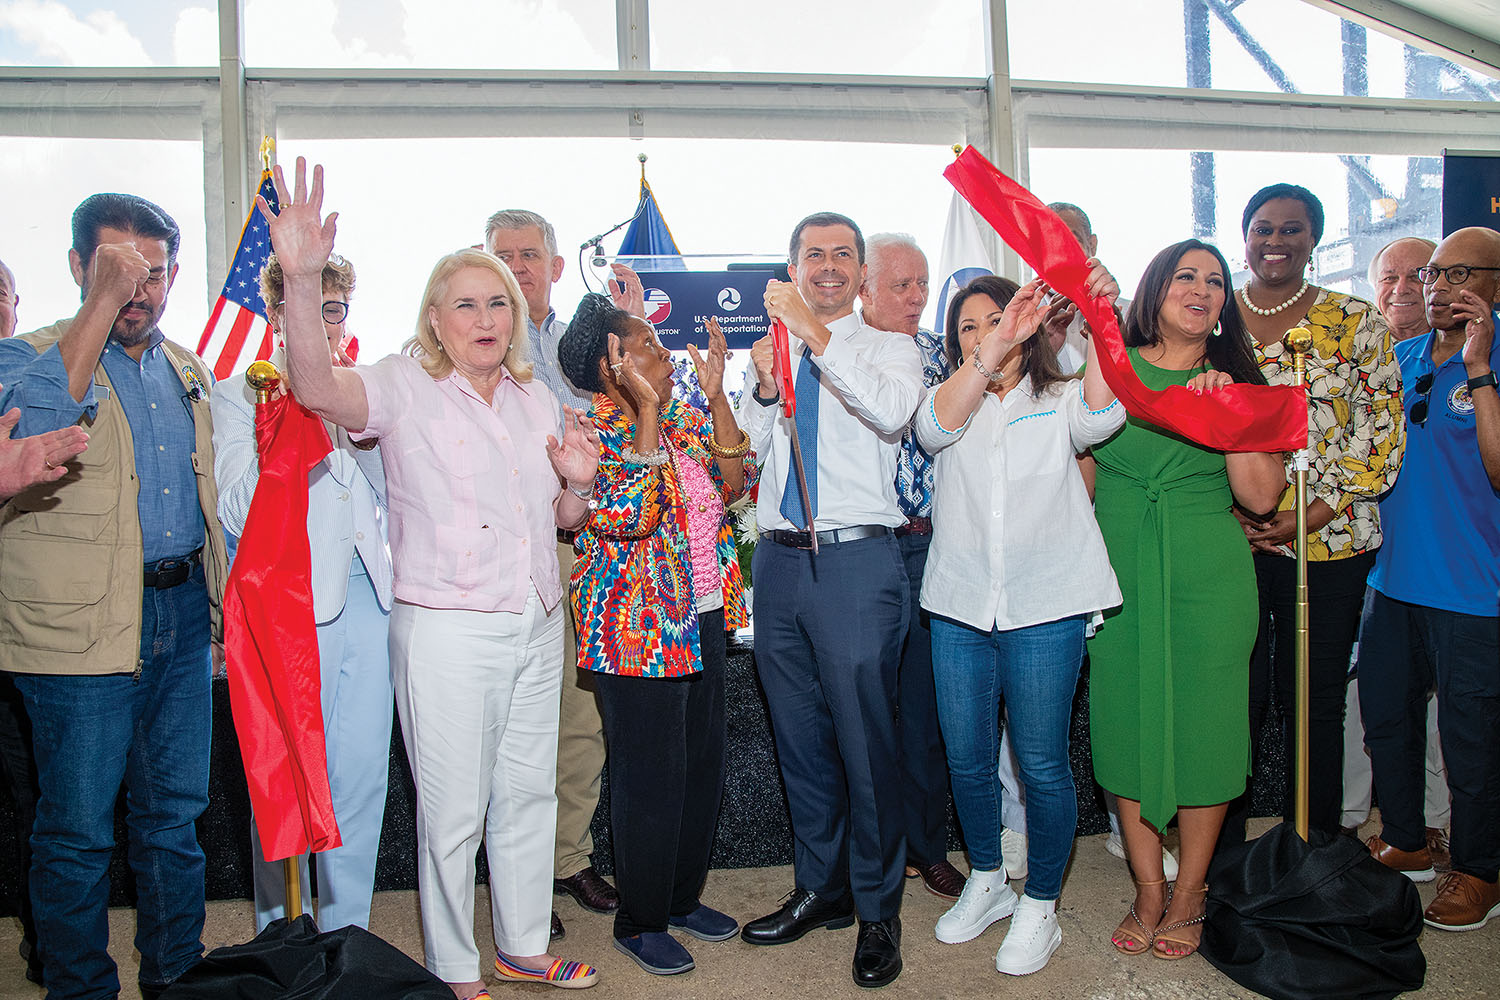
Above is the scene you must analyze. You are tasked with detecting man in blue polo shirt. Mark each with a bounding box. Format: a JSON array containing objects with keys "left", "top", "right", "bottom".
[{"left": 1359, "top": 225, "right": 1500, "bottom": 932}]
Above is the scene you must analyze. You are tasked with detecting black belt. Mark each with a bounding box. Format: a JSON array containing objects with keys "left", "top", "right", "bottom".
[
  {"left": 144, "top": 549, "right": 202, "bottom": 590},
  {"left": 761, "top": 525, "right": 892, "bottom": 550},
  {"left": 557, "top": 528, "right": 578, "bottom": 546}
]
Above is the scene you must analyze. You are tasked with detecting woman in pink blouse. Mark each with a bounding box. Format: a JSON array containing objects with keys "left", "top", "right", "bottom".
[
  {"left": 556, "top": 295, "right": 756, "bottom": 977},
  {"left": 262, "top": 160, "right": 600, "bottom": 997}
]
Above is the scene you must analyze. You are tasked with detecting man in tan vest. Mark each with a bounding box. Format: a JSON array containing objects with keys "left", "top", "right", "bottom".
[{"left": 0, "top": 193, "right": 228, "bottom": 1000}]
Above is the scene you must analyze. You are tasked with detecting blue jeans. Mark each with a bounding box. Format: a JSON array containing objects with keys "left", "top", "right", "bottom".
[
  {"left": 15, "top": 564, "right": 212, "bottom": 999},
  {"left": 930, "top": 613, "right": 1085, "bottom": 901}
]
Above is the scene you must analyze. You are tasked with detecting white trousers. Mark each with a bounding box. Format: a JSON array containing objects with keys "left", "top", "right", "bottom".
[
  {"left": 1341, "top": 675, "right": 1449, "bottom": 829},
  {"left": 390, "top": 589, "right": 564, "bottom": 982}
]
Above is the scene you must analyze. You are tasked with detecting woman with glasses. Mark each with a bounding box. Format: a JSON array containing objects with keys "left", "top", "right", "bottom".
[
  {"left": 211, "top": 251, "right": 396, "bottom": 933},
  {"left": 1221, "top": 183, "right": 1405, "bottom": 845}
]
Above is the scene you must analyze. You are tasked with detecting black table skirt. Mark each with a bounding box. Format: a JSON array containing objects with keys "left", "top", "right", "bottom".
[{"left": 0, "top": 650, "right": 1287, "bottom": 907}]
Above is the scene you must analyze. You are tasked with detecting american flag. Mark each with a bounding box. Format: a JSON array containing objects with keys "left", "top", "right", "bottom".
[{"left": 197, "top": 170, "right": 278, "bottom": 380}]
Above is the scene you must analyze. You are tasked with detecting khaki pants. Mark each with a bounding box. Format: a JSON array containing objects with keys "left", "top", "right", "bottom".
[{"left": 554, "top": 540, "right": 607, "bottom": 879}]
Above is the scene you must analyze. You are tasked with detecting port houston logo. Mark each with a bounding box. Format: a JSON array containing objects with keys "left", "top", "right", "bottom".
[{"left": 644, "top": 288, "right": 672, "bottom": 324}]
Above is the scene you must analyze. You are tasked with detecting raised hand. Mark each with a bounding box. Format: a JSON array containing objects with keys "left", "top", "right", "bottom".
[
  {"left": 764, "top": 279, "right": 818, "bottom": 341},
  {"left": 607, "top": 332, "right": 658, "bottom": 418},
  {"left": 257, "top": 156, "right": 338, "bottom": 279},
  {"left": 687, "top": 317, "right": 729, "bottom": 404},
  {"left": 1082, "top": 256, "right": 1121, "bottom": 305},
  {"left": 0, "top": 402, "right": 89, "bottom": 501},
  {"left": 1453, "top": 289, "right": 1495, "bottom": 375},
  {"left": 85, "top": 243, "right": 152, "bottom": 312},
  {"left": 982, "top": 278, "right": 1050, "bottom": 353},
  {"left": 606, "top": 264, "right": 647, "bottom": 320},
  {"left": 547, "top": 406, "right": 600, "bottom": 490}
]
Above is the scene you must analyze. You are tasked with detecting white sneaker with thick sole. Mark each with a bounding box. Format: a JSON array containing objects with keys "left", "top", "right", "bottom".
[
  {"left": 1104, "top": 834, "right": 1179, "bottom": 881},
  {"left": 1001, "top": 827, "right": 1028, "bottom": 881},
  {"left": 994, "top": 895, "right": 1062, "bottom": 976},
  {"left": 935, "top": 869, "right": 1017, "bottom": 944}
]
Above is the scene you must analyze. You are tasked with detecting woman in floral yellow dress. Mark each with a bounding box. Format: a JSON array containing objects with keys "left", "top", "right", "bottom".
[{"left": 1223, "top": 183, "right": 1405, "bottom": 842}]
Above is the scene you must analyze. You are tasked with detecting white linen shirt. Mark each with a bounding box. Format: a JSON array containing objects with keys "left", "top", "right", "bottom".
[
  {"left": 917, "top": 376, "right": 1125, "bottom": 632},
  {"left": 736, "top": 310, "right": 923, "bottom": 531}
]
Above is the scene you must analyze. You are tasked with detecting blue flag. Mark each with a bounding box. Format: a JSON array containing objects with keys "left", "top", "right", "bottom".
[{"left": 617, "top": 178, "right": 684, "bottom": 272}]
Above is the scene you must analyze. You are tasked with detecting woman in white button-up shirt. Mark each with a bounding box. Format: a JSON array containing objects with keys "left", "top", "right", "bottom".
[{"left": 916, "top": 272, "right": 1124, "bottom": 976}]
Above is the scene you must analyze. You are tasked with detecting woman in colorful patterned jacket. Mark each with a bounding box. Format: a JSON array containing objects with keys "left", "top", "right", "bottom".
[
  {"left": 558, "top": 294, "right": 758, "bottom": 978},
  {"left": 1222, "top": 182, "right": 1405, "bottom": 844}
]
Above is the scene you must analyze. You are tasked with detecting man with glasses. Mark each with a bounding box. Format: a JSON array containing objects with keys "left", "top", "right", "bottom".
[
  {"left": 1359, "top": 226, "right": 1500, "bottom": 932},
  {"left": 0, "top": 193, "right": 228, "bottom": 998}
]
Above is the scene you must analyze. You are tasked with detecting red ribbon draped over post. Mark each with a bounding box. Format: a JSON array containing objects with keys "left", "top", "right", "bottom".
[
  {"left": 943, "top": 146, "right": 1307, "bottom": 453},
  {"left": 223, "top": 392, "right": 341, "bottom": 862}
]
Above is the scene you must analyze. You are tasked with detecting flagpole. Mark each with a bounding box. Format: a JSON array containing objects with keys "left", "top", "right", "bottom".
[
  {"left": 245, "top": 358, "right": 305, "bottom": 919},
  {"left": 260, "top": 136, "right": 275, "bottom": 173},
  {"left": 1284, "top": 326, "right": 1313, "bottom": 842}
]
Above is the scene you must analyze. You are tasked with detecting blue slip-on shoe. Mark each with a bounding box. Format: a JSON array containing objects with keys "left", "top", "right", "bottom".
[
  {"left": 613, "top": 932, "right": 695, "bottom": 975},
  {"left": 668, "top": 904, "right": 740, "bottom": 942}
]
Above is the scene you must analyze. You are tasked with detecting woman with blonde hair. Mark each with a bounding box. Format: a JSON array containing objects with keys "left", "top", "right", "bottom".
[{"left": 261, "top": 158, "right": 601, "bottom": 996}]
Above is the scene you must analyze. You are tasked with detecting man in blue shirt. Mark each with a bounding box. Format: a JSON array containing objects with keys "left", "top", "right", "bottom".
[
  {"left": 1359, "top": 226, "right": 1500, "bottom": 932},
  {"left": 0, "top": 193, "right": 228, "bottom": 998}
]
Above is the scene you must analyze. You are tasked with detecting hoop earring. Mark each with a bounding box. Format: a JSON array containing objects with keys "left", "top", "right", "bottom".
[{"left": 1212, "top": 322, "right": 1222, "bottom": 337}]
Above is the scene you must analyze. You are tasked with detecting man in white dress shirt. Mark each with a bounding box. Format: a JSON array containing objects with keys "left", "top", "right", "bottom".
[{"left": 736, "top": 213, "right": 923, "bottom": 989}]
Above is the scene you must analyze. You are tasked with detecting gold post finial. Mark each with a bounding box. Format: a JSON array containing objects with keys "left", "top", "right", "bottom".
[
  {"left": 638, "top": 152, "right": 648, "bottom": 183},
  {"left": 259, "top": 136, "right": 275, "bottom": 173},
  {"left": 246, "top": 359, "right": 281, "bottom": 405},
  {"left": 952, "top": 144, "right": 964, "bottom": 158},
  {"left": 1284, "top": 325, "right": 1313, "bottom": 356}
]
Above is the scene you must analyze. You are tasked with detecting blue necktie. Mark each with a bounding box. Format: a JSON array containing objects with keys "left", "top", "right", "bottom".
[{"left": 779, "top": 349, "right": 820, "bottom": 529}]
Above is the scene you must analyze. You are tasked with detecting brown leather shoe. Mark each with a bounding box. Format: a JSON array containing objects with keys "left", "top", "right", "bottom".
[
  {"left": 1423, "top": 871, "right": 1500, "bottom": 931},
  {"left": 554, "top": 866, "right": 620, "bottom": 914},
  {"left": 550, "top": 910, "right": 565, "bottom": 940},
  {"left": 1426, "top": 827, "right": 1453, "bottom": 873},
  {"left": 903, "top": 859, "right": 967, "bottom": 900},
  {"left": 1366, "top": 834, "right": 1436, "bottom": 883}
]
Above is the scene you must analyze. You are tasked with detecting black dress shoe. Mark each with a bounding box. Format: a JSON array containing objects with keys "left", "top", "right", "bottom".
[
  {"left": 551, "top": 910, "right": 566, "bottom": 940},
  {"left": 852, "top": 917, "right": 902, "bottom": 988},
  {"left": 554, "top": 866, "right": 620, "bottom": 914},
  {"left": 741, "top": 888, "right": 855, "bottom": 945}
]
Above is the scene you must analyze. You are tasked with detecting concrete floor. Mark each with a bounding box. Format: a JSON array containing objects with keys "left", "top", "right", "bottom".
[{"left": 0, "top": 823, "right": 1493, "bottom": 999}]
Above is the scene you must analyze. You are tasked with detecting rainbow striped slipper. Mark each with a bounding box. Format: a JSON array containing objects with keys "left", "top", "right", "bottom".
[{"left": 494, "top": 953, "right": 599, "bottom": 990}]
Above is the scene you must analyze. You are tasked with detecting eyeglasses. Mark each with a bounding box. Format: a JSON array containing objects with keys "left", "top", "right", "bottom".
[
  {"left": 1416, "top": 264, "right": 1500, "bottom": 285},
  {"left": 1410, "top": 371, "right": 1434, "bottom": 426},
  {"left": 272, "top": 300, "right": 351, "bottom": 324}
]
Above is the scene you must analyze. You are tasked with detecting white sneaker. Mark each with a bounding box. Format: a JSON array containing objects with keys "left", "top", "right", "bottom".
[
  {"left": 934, "top": 869, "right": 1017, "bottom": 944},
  {"left": 1001, "top": 827, "right": 1028, "bottom": 881},
  {"left": 1104, "top": 834, "right": 1178, "bottom": 881},
  {"left": 994, "top": 895, "right": 1061, "bottom": 976}
]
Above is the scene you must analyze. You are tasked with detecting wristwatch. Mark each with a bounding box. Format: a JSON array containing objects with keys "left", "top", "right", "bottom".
[{"left": 1467, "top": 372, "right": 1498, "bottom": 394}]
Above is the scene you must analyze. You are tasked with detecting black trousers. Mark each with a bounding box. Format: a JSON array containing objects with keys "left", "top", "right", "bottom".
[
  {"left": 594, "top": 609, "right": 727, "bottom": 939},
  {"left": 1223, "top": 550, "right": 1374, "bottom": 843},
  {"left": 895, "top": 531, "right": 951, "bottom": 868},
  {"left": 753, "top": 532, "right": 909, "bottom": 921},
  {"left": 1358, "top": 590, "right": 1500, "bottom": 882},
  {"left": 0, "top": 672, "right": 39, "bottom": 967}
]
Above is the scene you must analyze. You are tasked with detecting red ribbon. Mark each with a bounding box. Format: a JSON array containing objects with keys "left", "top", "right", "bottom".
[
  {"left": 223, "top": 392, "right": 342, "bottom": 862},
  {"left": 943, "top": 146, "right": 1306, "bottom": 453},
  {"left": 770, "top": 318, "right": 797, "bottom": 417}
]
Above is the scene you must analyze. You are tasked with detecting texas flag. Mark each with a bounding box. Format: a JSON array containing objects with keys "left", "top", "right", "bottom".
[
  {"left": 197, "top": 170, "right": 278, "bottom": 381},
  {"left": 934, "top": 190, "right": 995, "bottom": 334}
]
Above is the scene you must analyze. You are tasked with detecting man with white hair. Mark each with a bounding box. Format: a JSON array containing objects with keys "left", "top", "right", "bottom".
[
  {"left": 1369, "top": 237, "right": 1438, "bottom": 343},
  {"left": 857, "top": 234, "right": 967, "bottom": 900}
]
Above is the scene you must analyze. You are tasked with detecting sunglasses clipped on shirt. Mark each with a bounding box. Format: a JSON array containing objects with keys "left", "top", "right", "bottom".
[{"left": 1410, "top": 371, "right": 1434, "bottom": 426}]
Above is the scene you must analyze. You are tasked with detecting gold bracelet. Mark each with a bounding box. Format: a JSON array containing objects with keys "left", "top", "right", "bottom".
[{"left": 707, "top": 429, "right": 752, "bottom": 459}]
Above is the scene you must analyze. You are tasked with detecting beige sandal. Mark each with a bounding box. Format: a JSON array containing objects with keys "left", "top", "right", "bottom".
[
  {"left": 1112, "top": 878, "right": 1166, "bottom": 955},
  {"left": 1153, "top": 884, "right": 1208, "bottom": 960}
]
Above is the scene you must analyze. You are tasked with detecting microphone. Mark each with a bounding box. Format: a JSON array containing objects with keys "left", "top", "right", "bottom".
[{"left": 590, "top": 240, "right": 607, "bottom": 268}]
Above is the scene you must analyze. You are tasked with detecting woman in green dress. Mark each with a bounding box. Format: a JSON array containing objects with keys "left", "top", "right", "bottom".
[{"left": 1084, "top": 239, "right": 1287, "bottom": 960}]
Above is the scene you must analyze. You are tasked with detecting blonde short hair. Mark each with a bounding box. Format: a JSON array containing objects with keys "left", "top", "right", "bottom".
[
  {"left": 406, "top": 248, "right": 532, "bottom": 382},
  {"left": 259, "top": 252, "right": 356, "bottom": 318}
]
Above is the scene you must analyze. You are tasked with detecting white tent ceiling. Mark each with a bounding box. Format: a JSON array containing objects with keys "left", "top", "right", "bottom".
[{"left": 1306, "top": 1, "right": 1500, "bottom": 76}]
